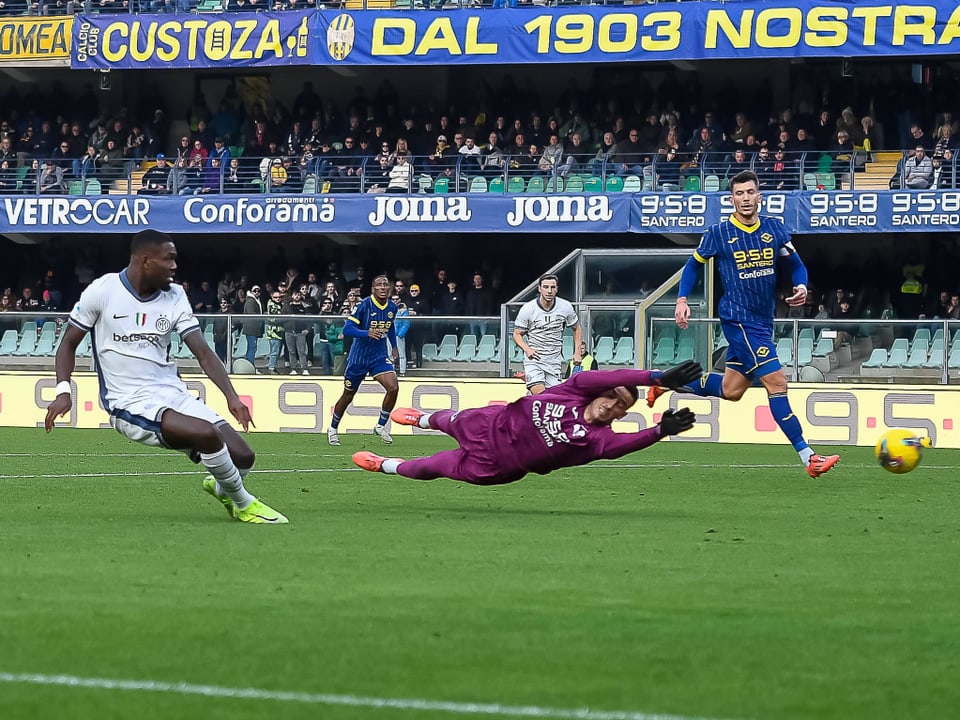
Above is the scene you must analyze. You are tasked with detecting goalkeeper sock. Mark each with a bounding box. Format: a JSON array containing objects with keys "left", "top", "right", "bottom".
[
  {"left": 683, "top": 372, "right": 725, "bottom": 398},
  {"left": 377, "top": 409, "right": 390, "bottom": 428},
  {"left": 769, "top": 392, "right": 809, "bottom": 455},
  {"left": 331, "top": 411, "right": 342, "bottom": 430},
  {"left": 419, "top": 412, "right": 433, "bottom": 429},
  {"left": 201, "top": 445, "right": 255, "bottom": 510},
  {"left": 381, "top": 459, "right": 401, "bottom": 474}
]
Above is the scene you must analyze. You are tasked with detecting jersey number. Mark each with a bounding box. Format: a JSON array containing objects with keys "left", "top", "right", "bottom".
[{"left": 733, "top": 248, "right": 774, "bottom": 263}]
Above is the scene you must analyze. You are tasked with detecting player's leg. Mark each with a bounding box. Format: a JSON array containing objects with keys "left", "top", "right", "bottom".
[
  {"left": 650, "top": 320, "right": 750, "bottom": 405},
  {"left": 524, "top": 362, "right": 547, "bottom": 395},
  {"left": 328, "top": 383, "right": 358, "bottom": 446},
  {"left": 372, "top": 369, "right": 399, "bottom": 443},
  {"left": 159, "top": 409, "right": 287, "bottom": 522},
  {"left": 757, "top": 370, "right": 839, "bottom": 477}
]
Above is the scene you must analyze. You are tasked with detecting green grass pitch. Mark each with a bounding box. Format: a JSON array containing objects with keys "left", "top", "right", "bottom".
[{"left": 1, "top": 427, "right": 958, "bottom": 720}]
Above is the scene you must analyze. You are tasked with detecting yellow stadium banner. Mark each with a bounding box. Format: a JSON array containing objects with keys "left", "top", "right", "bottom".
[
  {"left": 2, "top": 373, "right": 959, "bottom": 448},
  {"left": 0, "top": 17, "right": 71, "bottom": 64}
]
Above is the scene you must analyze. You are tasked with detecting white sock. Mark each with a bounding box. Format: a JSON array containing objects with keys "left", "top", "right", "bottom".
[
  {"left": 216, "top": 466, "right": 250, "bottom": 495},
  {"left": 799, "top": 447, "right": 815, "bottom": 466},
  {"left": 381, "top": 458, "right": 401, "bottom": 474},
  {"left": 418, "top": 413, "right": 432, "bottom": 429},
  {"left": 201, "top": 445, "right": 255, "bottom": 510}
]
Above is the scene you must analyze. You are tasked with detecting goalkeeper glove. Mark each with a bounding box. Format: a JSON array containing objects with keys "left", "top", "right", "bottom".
[
  {"left": 658, "top": 360, "right": 703, "bottom": 389},
  {"left": 659, "top": 408, "right": 696, "bottom": 436}
]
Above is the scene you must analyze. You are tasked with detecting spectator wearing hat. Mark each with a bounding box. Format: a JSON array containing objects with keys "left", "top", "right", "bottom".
[
  {"left": 428, "top": 134, "right": 456, "bottom": 180},
  {"left": 209, "top": 137, "right": 230, "bottom": 167},
  {"left": 138, "top": 155, "right": 171, "bottom": 195},
  {"left": 405, "top": 283, "right": 431, "bottom": 368},
  {"left": 243, "top": 285, "right": 264, "bottom": 366}
]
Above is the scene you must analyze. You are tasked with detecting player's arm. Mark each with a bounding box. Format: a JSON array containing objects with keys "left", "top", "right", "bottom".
[
  {"left": 571, "top": 321, "right": 583, "bottom": 365},
  {"left": 780, "top": 242, "right": 809, "bottom": 306},
  {"left": 598, "top": 408, "right": 696, "bottom": 460},
  {"left": 675, "top": 255, "right": 705, "bottom": 330},
  {"left": 561, "top": 363, "right": 702, "bottom": 397},
  {"left": 512, "top": 324, "right": 537, "bottom": 360},
  {"left": 44, "top": 324, "right": 87, "bottom": 432},
  {"left": 341, "top": 315, "right": 369, "bottom": 338},
  {"left": 183, "top": 330, "right": 254, "bottom": 431}
]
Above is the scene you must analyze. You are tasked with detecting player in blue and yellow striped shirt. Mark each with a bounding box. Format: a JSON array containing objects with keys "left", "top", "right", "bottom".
[
  {"left": 327, "top": 274, "right": 400, "bottom": 447},
  {"left": 655, "top": 170, "right": 839, "bottom": 478}
]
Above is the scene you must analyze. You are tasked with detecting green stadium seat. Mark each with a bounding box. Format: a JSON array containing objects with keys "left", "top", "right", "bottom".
[
  {"left": 433, "top": 177, "right": 450, "bottom": 194},
  {"left": 302, "top": 174, "right": 318, "bottom": 194},
  {"left": 473, "top": 335, "right": 496, "bottom": 362},
  {"left": 76, "top": 334, "right": 91, "bottom": 358},
  {"left": 610, "top": 337, "right": 634, "bottom": 365},
  {"left": 256, "top": 338, "right": 270, "bottom": 359},
  {"left": 622, "top": 175, "right": 643, "bottom": 192},
  {"left": 68, "top": 180, "right": 83, "bottom": 196},
  {"left": 84, "top": 178, "right": 102, "bottom": 195},
  {"left": 0, "top": 329, "right": 18, "bottom": 355},
  {"left": 776, "top": 338, "right": 793, "bottom": 365},
  {"left": 923, "top": 339, "right": 945, "bottom": 369},
  {"left": 860, "top": 348, "right": 887, "bottom": 368},
  {"left": 233, "top": 335, "right": 247, "bottom": 360},
  {"left": 652, "top": 336, "right": 675, "bottom": 365},
  {"left": 703, "top": 174, "right": 721, "bottom": 192},
  {"left": 420, "top": 342, "right": 439, "bottom": 363},
  {"left": 436, "top": 334, "right": 459, "bottom": 361},
  {"left": 565, "top": 175, "right": 584, "bottom": 192},
  {"left": 604, "top": 176, "right": 624, "bottom": 193},
  {"left": 584, "top": 175, "right": 603, "bottom": 192},
  {"left": 488, "top": 177, "right": 505, "bottom": 194},
  {"left": 683, "top": 175, "right": 701, "bottom": 191},
  {"left": 453, "top": 335, "right": 477, "bottom": 362},
  {"left": 507, "top": 176, "right": 525, "bottom": 193},
  {"left": 468, "top": 176, "right": 488, "bottom": 193},
  {"left": 797, "top": 338, "right": 814, "bottom": 365},
  {"left": 525, "top": 175, "right": 545, "bottom": 193},
  {"left": 675, "top": 335, "right": 695, "bottom": 363},
  {"left": 593, "top": 336, "right": 614, "bottom": 364}
]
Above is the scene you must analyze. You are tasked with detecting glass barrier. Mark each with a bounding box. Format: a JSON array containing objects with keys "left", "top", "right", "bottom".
[{"left": 5, "top": 312, "right": 960, "bottom": 383}]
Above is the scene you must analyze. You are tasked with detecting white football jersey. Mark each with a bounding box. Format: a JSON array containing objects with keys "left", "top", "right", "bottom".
[
  {"left": 514, "top": 296, "right": 579, "bottom": 365},
  {"left": 69, "top": 270, "right": 200, "bottom": 412}
]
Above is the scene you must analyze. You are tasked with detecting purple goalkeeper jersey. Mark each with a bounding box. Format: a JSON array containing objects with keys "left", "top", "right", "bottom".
[
  {"left": 493, "top": 369, "right": 662, "bottom": 476},
  {"left": 399, "top": 369, "right": 665, "bottom": 484}
]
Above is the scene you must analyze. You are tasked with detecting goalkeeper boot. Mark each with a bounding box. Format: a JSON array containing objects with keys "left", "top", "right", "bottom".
[
  {"left": 373, "top": 425, "right": 393, "bottom": 444},
  {"left": 353, "top": 451, "right": 402, "bottom": 473},
  {"left": 234, "top": 499, "right": 289, "bottom": 524},
  {"left": 806, "top": 454, "right": 840, "bottom": 478},
  {"left": 390, "top": 407, "right": 424, "bottom": 427},
  {"left": 202, "top": 476, "right": 235, "bottom": 518},
  {"left": 327, "top": 426, "right": 341, "bottom": 446},
  {"left": 646, "top": 386, "right": 666, "bottom": 408}
]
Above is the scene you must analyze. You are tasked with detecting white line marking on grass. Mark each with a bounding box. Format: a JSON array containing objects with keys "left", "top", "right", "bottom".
[
  {"left": 0, "top": 452, "right": 348, "bottom": 458},
  {"left": 0, "top": 468, "right": 357, "bottom": 480},
  {"left": 0, "top": 672, "right": 739, "bottom": 720}
]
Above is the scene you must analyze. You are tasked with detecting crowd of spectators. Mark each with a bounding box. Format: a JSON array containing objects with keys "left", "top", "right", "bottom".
[{"left": 4, "top": 66, "right": 960, "bottom": 195}]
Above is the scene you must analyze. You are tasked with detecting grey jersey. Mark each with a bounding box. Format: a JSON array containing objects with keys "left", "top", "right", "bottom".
[{"left": 515, "top": 297, "right": 579, "bottom": 367}]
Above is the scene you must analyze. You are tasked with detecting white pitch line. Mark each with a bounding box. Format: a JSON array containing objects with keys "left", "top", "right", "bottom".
[
  {"left": 0, "top": 672, "right": 739, "bottom": 720},
  {"left": 0, "top": 468, "right": 357, "bottom": 480}
]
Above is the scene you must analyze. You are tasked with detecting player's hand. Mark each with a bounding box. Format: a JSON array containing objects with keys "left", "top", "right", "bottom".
[
  {"left": 572, "top": 351, "right": 582, "bottom": 365},
  {"left": 675, "top": 300, "right": 691, "bottom": 329},
  {"left": 228, "top": 397, "right": 255, "bottom": 432},
  {"left": 525, "top": 348, "right": 539, "bottom": 360},
  {"left": 658, "top": 360, "right": 703, "bottom": 389},
  {"left": 44, "top": 395, "right": 72, "bottom": 433},
  {"left": 659, "top": 407, "right": 695, "bottom": 436},
  {"left": 786, "top": 284, "right": 808, "bottom": 307},
  {"left": 368, "top": 328, "right": 384, "bottom": 339}
]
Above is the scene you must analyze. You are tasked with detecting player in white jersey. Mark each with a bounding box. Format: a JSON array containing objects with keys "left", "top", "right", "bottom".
[
  {"left": 512, "top": 273, "right": 582, "bottom": 394},
  {"left": 44, "top": 230, "right": 288, "bottom": 524}
]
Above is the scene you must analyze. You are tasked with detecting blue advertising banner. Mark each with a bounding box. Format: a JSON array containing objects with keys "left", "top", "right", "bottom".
[
  {"left": 6, "top": 191, "right": 960, "bottom": 234},
  {"left": 317, "top": 0, "right": 960, "bottom": 65},
  {"left": 70, "top": 1, "right": 960, "bottom": 69},
  {"left": 71, "top": 11, "right": 313, "bottom": 69},
  {"left": 0, "top": 193, "right": 631, "bottom": 234}
]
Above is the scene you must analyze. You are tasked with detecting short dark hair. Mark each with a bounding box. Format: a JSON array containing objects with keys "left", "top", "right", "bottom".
[
  {"left": 729, "top": 170, "right": 760, "bottom": 190},
  {"left": 130, "top": 229, "right": 172, "bottom": 255},
  {"left": 539, "top": 273, "right": 559, "bottom": 285}
]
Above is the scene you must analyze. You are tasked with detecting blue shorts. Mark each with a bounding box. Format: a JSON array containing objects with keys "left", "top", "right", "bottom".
[
  {"left": 721, "top": 319, "right": 781, "bottom": 378},
  {"left": 343, "top": 357, "right": 396, "bottom": 390}
]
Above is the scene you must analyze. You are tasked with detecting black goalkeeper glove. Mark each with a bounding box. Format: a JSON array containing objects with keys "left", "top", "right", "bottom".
[
  {"left": 658, "top": 360, "right": 703, "bottom": 389},
  {"left": 659, "top": 408, "right": 696, "bottom": 436}
]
